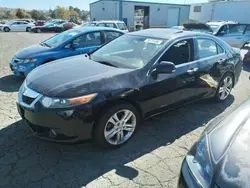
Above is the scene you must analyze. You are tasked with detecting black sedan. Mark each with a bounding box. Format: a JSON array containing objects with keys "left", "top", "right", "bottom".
[
  {"left": 17, "top": 29, "right": 242, "bottom": 148},
  {"left": 178, "top": 98, "right": 250, "bottom": 188}
]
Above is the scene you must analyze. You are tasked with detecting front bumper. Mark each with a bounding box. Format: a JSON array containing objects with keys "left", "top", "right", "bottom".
[
  {"left": 17, "top": 103, "right": 94, "bottom": 143},
  {"left": 9, "top": 60, "right": 36, "bottom": 77}
]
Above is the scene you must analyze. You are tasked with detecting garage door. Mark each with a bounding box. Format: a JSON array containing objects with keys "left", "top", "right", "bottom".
[{"left": 167, "top": 8, "right": 180, "bottom": 27}]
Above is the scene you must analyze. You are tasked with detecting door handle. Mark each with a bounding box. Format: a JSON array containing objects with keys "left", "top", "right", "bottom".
[{"left": 187, "top": 67, "right": 199, "bottom": 74}]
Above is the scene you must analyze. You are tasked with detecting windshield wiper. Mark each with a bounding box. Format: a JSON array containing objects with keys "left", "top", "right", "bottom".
[{"left": 97, "top": 61, "right": 118, "bottom": 68}]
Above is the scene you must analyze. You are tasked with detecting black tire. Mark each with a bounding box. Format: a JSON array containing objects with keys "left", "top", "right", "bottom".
[
  {"left": 26, "top": 27, "right": 31, "bottom": 32},
  {"left": 214, "top": 72, "right": 234, "bottom": 102},
  {"left": 3, "top": 27, "right": 10, "bottom": 32},
  {"left": 36, "top": 28, "right": 42, "bottom": 33},
  {"left": 93, "top": 103, "right": 140, "bottom": 149}
]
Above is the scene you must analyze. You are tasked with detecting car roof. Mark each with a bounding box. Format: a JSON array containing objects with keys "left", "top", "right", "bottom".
[
  {"left": 74, "top": 26, "right": 125, "bottom": 33},
  {"left": 128, "top": 28, "right": 211, "bottom": 39},
  {"left": 90, "top": 20, "right": 125, "bottom": 24}
]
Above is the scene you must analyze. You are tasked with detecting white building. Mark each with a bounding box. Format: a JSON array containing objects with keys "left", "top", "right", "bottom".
[
  {"left": 90, "top": 0, "right": 190, "bottom": 30},
  {"left": 190, "top": 0, "right": 250, "bottom": 23}
]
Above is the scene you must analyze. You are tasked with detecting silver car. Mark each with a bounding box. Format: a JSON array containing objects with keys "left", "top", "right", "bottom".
[{"left": 207, "top": 21, "right": 250, "bottom": 48}]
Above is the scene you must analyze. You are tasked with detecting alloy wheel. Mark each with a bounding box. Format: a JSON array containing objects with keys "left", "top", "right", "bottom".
[
  {"left": 219, "top": 76, "right": 233, "bottom": 100},
  {"left": 104, "top": 109, "right": 136, "bottom": 145}
]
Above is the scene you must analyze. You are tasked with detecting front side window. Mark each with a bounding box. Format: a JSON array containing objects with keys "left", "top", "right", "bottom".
[
  {"left": 43, "top": 29, "right": 81, "bottom": 48},
  {"left": 244, "top": 25, "right": 250, "bottom": 36},
  {"left": 104, "top": 31, "right": 123, "bottom": 43},
  {"left": 197, "top": 39, "right": 223, "bottom": 59},
  {"left": 73, "top": 32, "right": 101, "bottom": 47},
  {"left": 160, "top": 39, "right": 193, "bottom": 66},
  {"left": 97, "top": 23, "right": 105, "bottom": 27},
  {"left": 228, "top": 24, "right": 246, "bottom": 35},
  {"left": 91, "top": 35, "right": 166, "bottom": 69}
]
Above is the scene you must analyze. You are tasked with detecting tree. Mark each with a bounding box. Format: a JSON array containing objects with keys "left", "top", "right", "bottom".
[
  {"left": 80, "top": 10, "right": 89, "bottom": 21},
  {"left": 16, "top": 9, "right": 26, "bottom": 18},
  {"left": 29, "top": 10, "right": 47, "bottom": 20},
  {"left": 54, "top": 6, "right": 68, "bottom": 19}
]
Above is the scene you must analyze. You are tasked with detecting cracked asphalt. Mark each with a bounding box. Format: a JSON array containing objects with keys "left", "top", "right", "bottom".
[{"left": 0, "top": 32, "right": 250, "bottom": 188}]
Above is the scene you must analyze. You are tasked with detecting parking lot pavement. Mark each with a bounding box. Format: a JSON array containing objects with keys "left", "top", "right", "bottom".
[{"left": 0, "top": 32, "right": 250, "bottom": 188}]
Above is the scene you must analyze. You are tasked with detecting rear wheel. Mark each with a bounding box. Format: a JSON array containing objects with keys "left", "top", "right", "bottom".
[
  {"left": 26, "top": 27, "right": 31, "bottom": 32},
  {"left": 93, "top": 103, "right": 139, "bottom": 149},
  {"left": 214, "top": 73, "right": 233, "bottom": 101},
  {"left": 36, "top": 28, "right": 42, "bottom": 33},
  {"left": 4, "top": 27, "right": 10, "bottom": 32}
]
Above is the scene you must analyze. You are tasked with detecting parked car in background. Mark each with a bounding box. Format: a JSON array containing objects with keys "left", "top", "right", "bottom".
[
  {"left": 178, "top": 98, "right": 250, "bottom": 188},
  {"left": 172, "top": 20, "right": 213, "bottom": 34},
  {"left": 31, "top": 20, "right": 75, "bottom": 33},
  {"left": 62, "top": 22, "right": 77, "bottom": 30},
  {"left": 34, "top": 20, "right": 46, "bottom": 27},
  {"left": 15, "top": 19, "right": 35, "bottom": 23},
  {"left": 1, "top": 21, "right": 34, "bottom": 32},
  {"left": 84, "top": 20, "right": 129, "bottom": 32},
  {"left": 16, "top": 29, "right": 242, "bottom": 148},
  {"left": 240, "top": 41, "right": 250, "bottom": 63},
  {"left": 207, "top": 20, "right": 250, "bottom": 48},
  {"left": 10, "top": 27, "right": 124, "bottom": 77}
]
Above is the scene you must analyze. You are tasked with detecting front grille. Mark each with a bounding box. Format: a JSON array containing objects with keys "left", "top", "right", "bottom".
[{"left": 22, "top": 95, "right": 35, "bottom": 105}]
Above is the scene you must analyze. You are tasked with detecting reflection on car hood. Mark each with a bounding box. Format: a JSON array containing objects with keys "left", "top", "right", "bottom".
[
  {"left": 206, "top": 99, "right": 250, "bottom": 188},
  {"left": 15, "top": 44, "right": 51, "bottom": 59},
  {"left": 26, "top": 55, "right": 136, "bottom": 98},
  {"left": 215, "top": 114, "right": 250, "bottom": 188}
]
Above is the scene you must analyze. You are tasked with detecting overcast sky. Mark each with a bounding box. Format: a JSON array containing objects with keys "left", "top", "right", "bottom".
[{"left": 0, "top": 0, "right": 208, "bottom": 10}]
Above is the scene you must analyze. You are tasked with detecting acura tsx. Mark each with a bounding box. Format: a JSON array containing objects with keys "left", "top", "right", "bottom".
[{"left": 17, "top": 28, "right": 242, "bottom": 148}]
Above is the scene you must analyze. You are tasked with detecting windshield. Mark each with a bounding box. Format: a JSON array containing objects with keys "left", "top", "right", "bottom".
[
  {"left": 207, "top": 24, "right": 220, "bottom": 32},
  {"left": 42, "top": 30, "right": 81, "bottom": 48},
  {"left": 91, "top": 35, "right": 166, "bottom": 69},
  {"left": 117, "top": 23, "right": 127, "bottom": 30}
]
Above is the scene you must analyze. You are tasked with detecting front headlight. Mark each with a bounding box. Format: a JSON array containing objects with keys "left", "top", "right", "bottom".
[
  {"left": 186, "top": 134, "right": 213, "bottom": 187},
  {"left": 22, "top": 59, "right": 37, "bottom": 64},
  {"left": 41, "top": 93, "right": 97, "bottom": 108},
  {"left": 193, "top": 135, "right": 213, "bottom": 183}
]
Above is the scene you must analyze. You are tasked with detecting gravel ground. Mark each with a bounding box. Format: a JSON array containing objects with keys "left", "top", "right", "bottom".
[{"left": 0, "top": 32, "right": 250, "bottom": 188}]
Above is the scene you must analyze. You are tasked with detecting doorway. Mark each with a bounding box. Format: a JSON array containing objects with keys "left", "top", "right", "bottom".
[
  {"left": 167, "top": 8, "right": 180, "bottom": 27},
  {"left": 134, "top": 6, "right": 150, "bottom": 30}
]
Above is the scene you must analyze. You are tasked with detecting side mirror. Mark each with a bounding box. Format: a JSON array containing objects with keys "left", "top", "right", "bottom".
[
  {"left": 152, "top": 61, "right": 176, "bottom": 76},
  {"left": 71, "top": 43, "right": 80, "bottom": 50}
]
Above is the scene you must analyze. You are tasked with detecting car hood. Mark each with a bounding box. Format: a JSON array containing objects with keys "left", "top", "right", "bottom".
[
  {"left": 215, "top": 114, "right": 250, "bottom": 188},
  {"left": 205, "top": 99, "right": 250, "bottom": 188},
  {"left": 25, "top": 55, "right": 138, "bottom": 98},
  {"left": 15, "top": 44, "right": 51, "bottom": 59}
]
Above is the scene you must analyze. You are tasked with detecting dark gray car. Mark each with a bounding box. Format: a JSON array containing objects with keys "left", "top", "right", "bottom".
[{"left": 179, "top": 98, "right": 250, "bottom": 188}]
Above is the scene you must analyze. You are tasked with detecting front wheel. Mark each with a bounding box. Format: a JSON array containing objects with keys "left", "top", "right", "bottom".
[
  {"left": 214, "top": 73, "right": 233, "bottom": 102},
  {"left": 93, "top": 104, "right": 139, "bottom": 149},
  {"left": 36, "top": 28, "right": 42, "bottom": 33},
  {"left": 4, "top": 27, "right": 10, "bottom": 32}
]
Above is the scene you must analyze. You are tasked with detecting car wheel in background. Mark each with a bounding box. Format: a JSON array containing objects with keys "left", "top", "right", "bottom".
[
  {"left": 93, "top": 103, "right": 139, "bottom": 149},
  {"left": 215, "top": 73, "right": 234, "bottom": 102},
  {"left": 26, "top": 27, "right": 31, "bottom": 32},
  {"left": 3, "top": 27, "right": 10, "bottom": 32},
  {"left": 36, "top": 28, "right": 42, "bottom": 33}
]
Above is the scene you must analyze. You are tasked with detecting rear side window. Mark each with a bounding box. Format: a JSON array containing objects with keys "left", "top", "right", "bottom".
[
  {"left": 117, "top": 23, "right": 127, "bottom": 30},
  {"left": 104, "top": 31, "right": 123, "bottom": 43},
  {"left": 97, "top": 23, "right": 105, "bottom": 27},
  {"left": 197, "top": 39, "right": 224, "bottom": 59},
  {"left": 105, "top": 23, "right": 117, "bottom": 28},
  {"left": 228, "top": 24, "right": 246, "bottom": 35}
]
